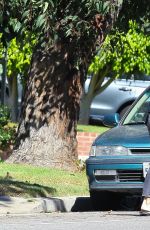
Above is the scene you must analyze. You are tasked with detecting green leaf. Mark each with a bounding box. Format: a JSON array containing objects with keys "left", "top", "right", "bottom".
[
  {"left": 22, "top": 10, "right": 30, "bottom": 19},
  {"left": 66, "top": 28, "right": 72, "bottom": 37},
  {"left": 36, "top": 14, "right": 45, "bottom": 28},
  {"left": 14, "top": 22, "right": 22, "bottom": 32},
  {"left": 47, "top": 0, "right": 54, "bottom": 8},
  {"left": 43, "top": 2, "right": 49, "bottom": 13}
]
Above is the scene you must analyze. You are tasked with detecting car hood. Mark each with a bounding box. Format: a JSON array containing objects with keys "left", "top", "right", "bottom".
[{"left": 95, "top": 124, "right": 150, "bottom": 148}]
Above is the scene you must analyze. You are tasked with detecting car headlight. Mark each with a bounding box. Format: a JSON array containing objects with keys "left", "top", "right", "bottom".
[{"left": 89, "top": 145, "right": 131, "bottom": 156}]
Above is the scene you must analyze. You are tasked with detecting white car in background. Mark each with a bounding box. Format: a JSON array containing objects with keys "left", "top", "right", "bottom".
[{"left": 85, "top": 75, "right": 150, "bottom": 124}]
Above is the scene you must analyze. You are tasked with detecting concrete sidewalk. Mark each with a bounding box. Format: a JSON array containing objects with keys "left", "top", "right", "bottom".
[{"left": 0, "top": 196, "right": 92, "bottom": 214}]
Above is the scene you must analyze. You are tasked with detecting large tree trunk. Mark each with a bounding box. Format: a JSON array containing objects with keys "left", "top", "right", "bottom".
[
  {"left": 79, "top": 64, "right": 114, "bottom": 125},
  {"left": 7, "top": 44, "right": 83, "bottom": 170},
  {"left": 79, "top": 91, "right": 93, "bottom": 125}
]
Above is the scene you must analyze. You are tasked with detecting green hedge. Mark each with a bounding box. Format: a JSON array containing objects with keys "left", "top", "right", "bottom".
[{"left": 0, "top": 106, "right": 17, "bottom": 149}]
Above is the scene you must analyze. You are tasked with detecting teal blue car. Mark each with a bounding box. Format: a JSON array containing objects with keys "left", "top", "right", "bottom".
[{"left": 86, "top": 86, "right": 150, "bottom": 210}]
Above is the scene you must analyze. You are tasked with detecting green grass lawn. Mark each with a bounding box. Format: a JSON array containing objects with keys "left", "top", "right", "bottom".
[
  {"left": 77, "top": 124, "right": 109, "bottom": 133},
  {"left": 0, "top": 125, "right": 108, "bottom": 198},
  {"left": 0, "top": 163, "right": 89, "bottom": 198}
]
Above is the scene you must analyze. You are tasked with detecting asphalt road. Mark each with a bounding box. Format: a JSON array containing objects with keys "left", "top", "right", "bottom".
[{"left": 0, "top": 212, "right": 150, "bottom": 230}]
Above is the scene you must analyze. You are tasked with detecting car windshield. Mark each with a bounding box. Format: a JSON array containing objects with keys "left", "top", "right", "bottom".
[{"left": 123, "top": 89, "right": 150, "bottom": 125}]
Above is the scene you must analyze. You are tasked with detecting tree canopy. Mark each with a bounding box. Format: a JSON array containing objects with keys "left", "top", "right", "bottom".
[
  {"left": 0, "top": 1, "right": 120, "bottom": 72},
  {"left": 89, "top": 21, "right": 150, "bottom": 78},
  {"left": 0, "top": 32, "right": 36, "bottom": 120},
  {"left": 0, "top": 33, "right": 36, "bottom": 80},
  {"left": 117, "top": 0, "right": 150, "bottom": 34},
  {"left": 79, "top": 20, "right": 150, "bottom": 124},
  {"left": 0, "top": 1, "right": 149, "bottom": 75}
]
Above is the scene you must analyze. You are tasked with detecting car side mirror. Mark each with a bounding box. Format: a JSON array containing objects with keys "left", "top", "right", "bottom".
[{"left": 103, "top": 113, "right": 120, "bottom": 127}]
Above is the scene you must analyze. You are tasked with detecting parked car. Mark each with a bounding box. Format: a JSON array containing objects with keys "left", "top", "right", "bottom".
[
  {"left": 85, "top": 75, "right": 150, "bottom": 124},
  {"left": 86, "top": 85, "right": 150, "bottom": 210},
  {"left": 0, "top": 76, "right": 23, "bottom": 120}
]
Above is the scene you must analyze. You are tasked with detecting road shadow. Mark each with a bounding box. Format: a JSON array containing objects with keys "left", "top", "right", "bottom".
[
  {"left": 71, "top": 197, "right": 93, "bottom": 212},
  {"left": 71, "top": 195, "right": 142, "bottom": 212}
]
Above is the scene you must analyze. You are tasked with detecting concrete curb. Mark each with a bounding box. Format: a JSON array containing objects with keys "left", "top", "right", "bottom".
[{"left": 0, "top": 196, "right": 92, "bottom": 214}]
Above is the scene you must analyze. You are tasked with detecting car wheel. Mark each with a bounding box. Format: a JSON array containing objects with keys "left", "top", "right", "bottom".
[
  {"left": 119, "top": 104, "right": 132, "bottom": 119},
  {"left": 90, "top": 191, "right": 115, "bottom": 211}
]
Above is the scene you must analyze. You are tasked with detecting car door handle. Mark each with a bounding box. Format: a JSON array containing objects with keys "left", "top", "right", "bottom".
[{"left": 119, "top": 87, "right": 132, "bottom": 91}]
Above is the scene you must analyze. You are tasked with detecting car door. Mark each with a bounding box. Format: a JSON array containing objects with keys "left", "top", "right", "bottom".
[{"left": 90, "top": 76, "right": 150, "bottom": 120}]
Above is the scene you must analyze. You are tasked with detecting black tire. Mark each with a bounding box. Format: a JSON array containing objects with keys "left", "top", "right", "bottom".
[{"left": 119, "top": 104, "right": 132, "bottom": 119}]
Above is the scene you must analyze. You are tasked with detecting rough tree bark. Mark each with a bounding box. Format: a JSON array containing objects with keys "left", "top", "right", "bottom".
[{"left": 7, "top": 44, "right": 83, "bottom": 170}]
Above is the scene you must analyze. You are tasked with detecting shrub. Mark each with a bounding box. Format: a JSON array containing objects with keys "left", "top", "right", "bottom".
[
  {"left": 0, "top": 106, "right": 17, "bottom": 149},
  {"left": 0, "top": 106, "right": 10, "bottom": 126}
]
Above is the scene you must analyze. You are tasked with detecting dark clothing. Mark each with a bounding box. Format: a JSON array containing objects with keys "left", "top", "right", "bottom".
[{"left": 143, "top": 169, "right": 150, "bottom": 197}]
